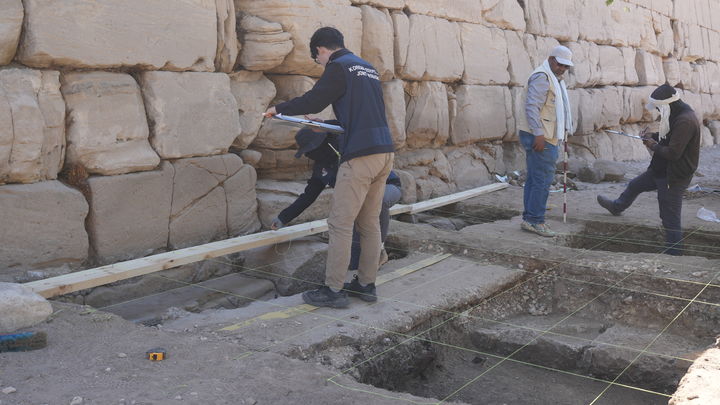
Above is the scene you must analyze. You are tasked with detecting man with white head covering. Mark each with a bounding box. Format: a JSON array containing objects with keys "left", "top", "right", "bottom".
[
  {"left": 597, "top": 84, "right": 700, "bottom": 255},
  {"left": 516, "top": 45, "right": 574, "bottom": 237}
]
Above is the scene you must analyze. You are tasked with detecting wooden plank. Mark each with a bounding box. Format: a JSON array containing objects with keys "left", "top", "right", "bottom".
[
  {"left": 218, "top": 253, "right": 452, "bottom": 332},
  {"left": 24, "top": 183, "right": 506, "bottom": 298}
]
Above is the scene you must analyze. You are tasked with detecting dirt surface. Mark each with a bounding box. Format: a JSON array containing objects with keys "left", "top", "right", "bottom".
[{"left": 2, "top": 146, "right": 720, "bottom": 405}]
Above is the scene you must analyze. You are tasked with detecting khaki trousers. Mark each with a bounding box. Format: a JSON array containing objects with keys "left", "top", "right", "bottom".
[{"left": 325, "top": 152, "right": 394, "bottom": 290}]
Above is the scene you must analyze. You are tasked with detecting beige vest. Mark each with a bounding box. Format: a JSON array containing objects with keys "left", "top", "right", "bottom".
[{"left": 517, "top": 72, "right": 559, "bottom": 146}]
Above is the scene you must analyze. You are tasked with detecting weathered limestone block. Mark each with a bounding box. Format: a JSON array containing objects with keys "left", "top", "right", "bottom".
[
  {"left": 87, "top": 162, "right": 174, "bottom": 264},
  {"left": 405, "top": 81, "right": 449, "bottom": 148},
  {"left": 215, "top": 0, "right": 239, "bottom": 73},
  {"left": 708, "top": 121, "right": 720, "bottom": 145},
  {"left": 235, "top": 0, "right": 362, "bottom": 77},
  {"left": 443, "top": 146, "right": 492, "bottom": 191},
  {"left": 226, "top": 164, "right": 261, "bottom": 236},
  {"left": 681, "top": 90, "right": 702, "bottom": 121},
  {"left": 652, "top": 11, "right": 674, "bottom": 56},
  {"left": 256, "top": 180, "right": 332, "bottom": 227},
  {"left": 676, "top": 61, "right": 694, "bottom": 91},
  {"left": 229, "top": 71, "right": 277, "bottom": 149},
  {"left": 395, "top": 14, "right": 463, "bottom": 82},
  {"left": 394, "top": 148, "right": 436, "bottom": 168},
  {"left": 674, "top": 22, "right": 705, "bottom": 62},
  {"left": 61, "top": 72, "right": 159, "bottom": 176},
  {"left": 524, "top": 34, "right": 560, "bottom": 68},
  {"left": 382, "top": 79, "right": 406, "bottom": 150},
  {"left": 361, "top": 6, "right": 394, "bottom": 81},
  {"left": 460, "top": 24, "right": 509, "bottom": 85},
  {"left": 139, "top": 71, "right": 240, "bottom": 159},
  {"left": 598, "top": 46, "right": 625, "bottom": 86},
  {"left": 0, "top": 283, "right": 52, "bottom": 332},
  {"left": 0, "top": 181, "right": 88, "bottom": 271},
  {"left": 576, "top": 0, "right": 614, "bottom": 45},
  {"left": 481, "top": 0, "right": 526, "bottom": 31},
  {"left": 691, "top": 64, "right": 709, "bottom": 94},
  {"left": 621, "top": 86, "right": 654, "bottom": 124},
  {"left": 524, "top": 0, "right": 579, "bottom": 42},
  {"left": 168, "top": 155, "right": 243, "bottom": 249},
  {"left": 652, "top": 0, "right": 673, "bottom": 17},
  {"left": 0, "top": 68, "right": 64, "bottom": 185},
  {"left": 254, "top": 75, "right": 334, "bottom": 150},
  {"left": 393, "top": 169, "right": 416, "bottom": 204},
  {"left": 705, "top": 62, "right": 720, "bottom": 94},
  {"left": 405, "top": 0, "right": 483, "bottom": 23},
  {"left": 570, "top": 130, "right": 648, "bottom": 162},
  {"left": 451, "top": 85, "right": 510, "bottom": 145},
  {"left": 392, "top": 11, "right": 410, "bottom": 76},
  {"left": 253, "top": 148, "right": 311, "bottom": 180},
  {"left": 350, "top": 0, "right": 404, "bottom": 8},
  {"left": 662, "top": 58, "right": 680, "bottom": 86},
  {"left": 621, "top": 47, "right": 639, "bottom": 85},
  {"left": 237, "top": 15, "right": 293, "bottom": 72},
  {"left": 18, "top": 0, "right": 216, "bottom": 71},
  {"left": 0, "top": 0, "right": 23, "bottom": 65},
  {"left": 636, "top": 7, "right": 659, "bottom": 53},
  {"left": 238, "top": 149, "right": 262, "bottom": 167},
  {"left": 709, "top": 30, "right": 720, "bottom": 62},
  {"left": 416, "top": 176, "right": 455, "bottom": 200},
  {"left": 700, "top": 125, "right": 713, "bottom": 147},
  {"left": 566, "top": 41, "right": 601, "bottom": 88},
  {"left": 505, "top": 31, "right": 533, "bottom": 87},
  {"left": 635, "top": 50, "right": 666, "bottom": 86},
  {"left": 672, "top": 0, "right": 697, "bottom": 24},
  {"left": 575, "top": 88, "right": 623, "bottom": 135}
]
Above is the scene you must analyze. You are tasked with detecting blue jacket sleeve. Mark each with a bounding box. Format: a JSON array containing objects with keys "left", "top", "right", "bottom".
[{"left": 277, "top": 176, "right": 326, "bottom": 225}]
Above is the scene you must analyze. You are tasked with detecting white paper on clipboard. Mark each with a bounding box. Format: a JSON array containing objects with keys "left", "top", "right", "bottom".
[{"left": 272, "top": 114, "right": 344, "bottom": 134}]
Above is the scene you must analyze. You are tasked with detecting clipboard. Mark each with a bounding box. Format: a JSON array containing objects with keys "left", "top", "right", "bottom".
[{"left": 271, "top": 114, "right": 344, "bottom": 134}]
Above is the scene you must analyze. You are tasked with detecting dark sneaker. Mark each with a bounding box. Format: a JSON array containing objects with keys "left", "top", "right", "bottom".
[
  {"left": 520, "top": 221, "right": 556, "bottom": 237},
  {"left": 597, "top": 195, "right": 621, "bottom": 216},
  {"left": 343, "top": 274, "right": 377, "bottom": 302},
  {"left": 302, "top": 286, "right": 349, "bottom": 308}
]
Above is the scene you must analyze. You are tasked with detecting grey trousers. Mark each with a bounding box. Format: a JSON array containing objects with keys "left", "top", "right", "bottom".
[{"left": 610, "top": 170, "right": 690, "bottom": 255}]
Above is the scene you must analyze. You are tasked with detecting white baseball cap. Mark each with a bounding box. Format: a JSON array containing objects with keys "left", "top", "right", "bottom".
[{"left": 549, "top": 45, "right": 574, "bottom": 67}]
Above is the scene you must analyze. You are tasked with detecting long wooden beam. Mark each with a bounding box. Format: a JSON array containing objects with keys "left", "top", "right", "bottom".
[{"left": 24, "top": 182, "right": 507, "bottom": 298}]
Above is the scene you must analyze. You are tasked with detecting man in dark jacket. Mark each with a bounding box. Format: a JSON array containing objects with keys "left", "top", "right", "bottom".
[
  {"left": 270, "top": 128, "right": 402, "bottom": 271},
  {"left": 264, "top": 27, "right": 395, "bottom": 308},
  {"left": 597, "top": 84, "right": 700, "bottom": 255}
]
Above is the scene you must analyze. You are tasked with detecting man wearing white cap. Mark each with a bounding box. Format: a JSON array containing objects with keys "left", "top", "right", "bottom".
[
  {"left": 516, "top": 45, "right": 574, "bottom": 237},
  {"left": 597, "top": 84, "right": 700, "bottom": 255}
]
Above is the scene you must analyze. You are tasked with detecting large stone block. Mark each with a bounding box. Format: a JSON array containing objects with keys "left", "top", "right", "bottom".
[
  {"left": 524, "top": 0, "right": 579, "bottom": 42},
  {"left": 635, "top": 50, "right": 666, "bottom": 86},
  {"left": 662, "top": 57, "right": 680, "bottom": 86},
  {"left": 621, "top": 47, "right": 639, "bottom": 85},
  {"left": 621, "top": 86, "right": 654, "bottom": 124},
  {"left": 235, "top": 0, "right": 362, "bottom": 77},
  {"left": 254, "top": 75, "right": 334, "bottom": 150},
  {"left": 576, "top": 0, "right": 614, "bottom": 45},
  {"left": 0, "top": 67, "right": 64, "bottom": 185},
  {"left": 443, "top": 146, "right": 492, "bottom": 191},
  {"left": 652, "top": 11, "right": 674, "bottom": 56},
  {"left": 708, "top": 121, "right": 720, "bottom": 145},
  {"left": 17, "top": 0, "right": 216, "bottom": 71},
  {"left": 460, "top": 24, "right": 509, "bottom": 85},
  {"left": 674, "top": 22, "right": 705, "bottom": 62},
  {"left": 451, "top": 85, "right": 510, "bottom": 145},
  {"left": 0, "top": 181, "right": 88, "bottom": 271},
  {"left": 505, "top": 31, "right": 533, "bottom": 87},
  {"left": 382, "top": 79, "right": 406, "bottom": 150},
  {"left": 229, "top": 71, "right": 277, "bottom": 149},
  {"left": 139, "top": 71, "right": 240, "bottom": 159},
  {"left": 598, "top": 46, "right": 625, "bottom": 86},
  {"left": 253, "top": 148, "right": 312, "bottom": 180},
  {"left": 87, "top": 162, "right": 174, "bottom": 264},
  {"left": 395, "top": 14, "right": 463, "bottom": 82},
  {"left": 227, "top": 164, "right": 261, "bottom": 236},
  {"left": 361, "top": 6, "right": 394, "bottom": 81},
  {"left": 0, "top": 0, "right": 22, "bottom": 65},
  {"left": 393, "top": 169, "right": 416, "bottom": 204},
  {"left": 405, "top": 81, "right": 449, "bottom": 148},
  {"left": 215, "top": 0, "right": 239, "bottom": 73},
  {"left": 61, "top": 72, "right": 159, "bottom": 176},
  {"left": 256, "top": 180, "right": 333, "bottom": 227},
  {"left": 566, "top": 41, "right": 601, "bottom": 88},
  {"left": 405, "top": 0, "right": 483, "bottom": 24},
  {"left": 237, "top": 15, "right": 293, "bottom": 72},
  {"left": 481, "top": 0, "right": 526, "bottom": 31},
  {"left": 524, "top": 34, "right": 560, "bottom": 68},
  {"left": 350, "top": 0, "right": 404, "bottom": 8},
  {"left": 0, "top": 283, "right": 52, "bottom": 332}
]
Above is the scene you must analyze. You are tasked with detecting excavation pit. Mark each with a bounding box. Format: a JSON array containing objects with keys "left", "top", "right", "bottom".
[{"left": 331, "top": 263, "right": 719, "bottom": 405}]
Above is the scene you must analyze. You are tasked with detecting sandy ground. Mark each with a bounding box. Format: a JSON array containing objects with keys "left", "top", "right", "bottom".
[{"left": 2, "top": 146, "right": 719, "bottom": 405}]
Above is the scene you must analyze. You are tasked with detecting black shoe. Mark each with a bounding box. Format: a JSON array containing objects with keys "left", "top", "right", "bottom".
[
  {"left": 343, "top": 275, "right": 377, "bottom": 302},
  {"left": 302, "top": 286, "right": 349, "bottom": 308},
  {"left": 597, "top": 195, "right": 621, "bottom": 216}
]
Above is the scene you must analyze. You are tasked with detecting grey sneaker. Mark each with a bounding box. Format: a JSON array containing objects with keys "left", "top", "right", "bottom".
[
  {"left": 343, "top": 274, "right": 377, "bottom": 302},
  {"left": 597, "top": 195, "right": 621, "bottom": 216},
  {"left": 521, "top": 221, "right": 556, "bottom": 237}
]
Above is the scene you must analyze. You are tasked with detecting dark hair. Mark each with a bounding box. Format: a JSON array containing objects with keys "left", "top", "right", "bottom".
[{"left": 309, "top": 27, "right": 344, "bottom": 60}]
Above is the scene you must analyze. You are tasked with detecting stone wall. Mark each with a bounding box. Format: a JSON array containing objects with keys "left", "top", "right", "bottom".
[{"left": 1, "top": 0, "right": 719, "bottom": 279}]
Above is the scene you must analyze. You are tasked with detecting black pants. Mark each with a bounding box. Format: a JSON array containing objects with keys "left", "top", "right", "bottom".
[{"left": 610, "top": 170, "right": 690, "bottom": 255}]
